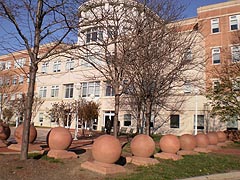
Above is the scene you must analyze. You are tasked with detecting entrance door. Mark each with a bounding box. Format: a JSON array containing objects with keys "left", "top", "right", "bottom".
[{"left": 103, "top": 111, "right": 115, "bottom": 130}]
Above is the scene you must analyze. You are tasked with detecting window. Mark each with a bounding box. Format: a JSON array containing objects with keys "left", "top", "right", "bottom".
[
  {"left": 81, "top": 81, "right": 100, "bottom": 97},
  {"left": 5, "top": 78, "right": 10, "bottom": 85},
  {"left": 39, "top": 113, "right": 44, "bottom": 123},
  {"left": 12, "top": 76, "right": 17, "bottom": 85},
  {"left": 0, "top": 77, "right": 3, "bottom": 86},
  {"left": 227, "top": 115, "right": 238, "bottom": 130},
  {"left": 212, "top": 48, "right": 220, "bottom": 64},
  {"left": 19, "top": 75, "right": 24, "bottom": 84},
  {"left": 213, "top": 80, "right": 220, "bottom": 92},
  {"left": 86, "top": 28, "right": 103, "bottom": 43},
  {"left": 211, "top": 18, "right": 220, "bottom": 33},
  {"left": 41, "top": 62, "right": 49, "bottom": 73},
  {"left": 53, "top": 61, "right": 61, "bottom": 72},
  {"left": 106, "top": 84, "right": 115, "bottom": 96},
  {"left": 170, "top": 115, "right": 180, "bottom": 128},
  {"left": 6, "top": 61, "right": 11, "bottom": 69},
  {"left": 184, "top": 48, "right": 192, "bottom": 61},
  {"left": 184, "top": 81, "right": 192, "bottom": 93},
  {"left": 51, "top": 85, "right": 59, "bottom": 97},
  {"left": 124, "top": 114, "right": 131, "bottom": 126},
  {"left": 14, "top": 58, "right": 26, "bottom": 68},
  {"left": 230, "top": 15, "right": 240, "bottom": 30},
  {"left": 64, "top": 84, "right": 73, "bottom": 98},
  {"left": 10, "top": 94, "right": 15, "bottom": 100},
  {"left": 65, "top": 59, "right": 74, "bottom": 71},
  {"left": 194, "top": 115, "right": 204, "bottom": 130},
  {"left": 231, "top": 46, "right": 240, "bottom": 62},
  {"left": 0, "top": 62, "right": 6, "bottom": 70},
  {"left": 39, "top": 86, "right": 47, "bottom": 98}
]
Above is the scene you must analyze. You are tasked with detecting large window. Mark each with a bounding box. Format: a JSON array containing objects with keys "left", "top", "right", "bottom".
[
  {"left": 81, "top": 81, "right": 100, "bottom": 97},
  {"left": 65, "top": 59, "right": 74, "bottom": 71},
  {"left": 194, "top": 115, "right": 204, "bottom": 130},
  {"left": 64, "top": 84, "right": 73, "bottom": 98},
  {"left": 14, "top": 58, "right": 26, "bottom": 68},
  {"left": 19, "top": 75, "right": 24, "bottom": 84},
  {"left": 230, "top": 15, "right": 240, "bottom": 30},
  {"left": 183, "top": 81, "right": 192, "bottom": 93},
  {"left": 211, "top": 18, "right": 220, "bottom": 33},
  {"left": 41, "top": 62, "right": 49, "bottom": 73},
  {"left": 51, "top": 85, "right": 59, "bottom": 97},
  {"left": 123, "top": 114, "right": 131, "bottom": 126},
  {"left": 53, "top": 61, "right": 61, "bottom": 72},
  {"left": 86, "top": 28, "right": 103, "bottom": 43},
  {"left": 105, "top": 84, "right": 115, "bottom": 96},
  {"left": 231, "top": 46, "right": 240, "bottom": 62},
  {"left": 212, "top": 48, "right": 220, "bottom": 64},
  {"left": 39, "top": 86, "right": 47, "bottom": 98},
  {"left": 170, "top": 115, "right": 180, "bottom": 128},
  {"left": 12, "top": 76, "right": 17, "bottom": 85}
]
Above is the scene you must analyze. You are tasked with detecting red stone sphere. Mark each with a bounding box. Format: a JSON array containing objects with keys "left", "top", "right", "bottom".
[
  {"left": 47, "top": 127, "right": 72, "bottom": 150},
  {"left": 130, "top": 134, "right": 155, "bottom": 158},
  {"left": 92, "top": 135, "right": 122, "bottom": 164},
  {"left": 179, "top": 134, "right": 197, "bottom": 150},
  {"left": 195, "top": 133, "right": 209, "bottom": 147},
  {"left": 216, "top": 131, "right": 227, "bottom": 142},
  {"left": 159, "top": 134, "right": 180, "bottom": 154},
  {"left": 14, "top": 124, "right": 37, "bottom": 143},
  {"left": 0, "top": 122, "right": 11, "bottom": 140},
  {"left": 207, "top": 132, "right": 218, "bottom": 145}
]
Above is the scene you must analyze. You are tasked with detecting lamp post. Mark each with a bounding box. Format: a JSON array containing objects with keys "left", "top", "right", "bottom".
[
  {"left": 74, "top": 83, "right": 81, "bottom": 140},
  {"left": 194, "top": 88, "right": 199, "bottom": 135}
]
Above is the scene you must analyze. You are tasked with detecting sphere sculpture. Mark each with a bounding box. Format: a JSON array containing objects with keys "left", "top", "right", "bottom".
[
  {"left": 216, "top": 131, "right": 227, "bottom": 142},
  {"left": 14, "top": 124, "right": 37, "bottom": 143},
  {"left": 48, "top": 127, "right": 72, "bottom": 150},
  {"left": 179, "top": 134, "right": 197, "bottom": 150},
  {"left": 92, "top": 135, "right": 122, "bottom": 164},
  {"left": 0, "top": 122, "right": 11, "bottom": 140},
  {"left": 207, "top": 132, "right": 218, "bottom": 145},
  {"left": 195, "top": 133, "right": 209, "bottom": 147},
  {"left": 130, "top": 134, "right": 155, "bottom": 158},
  {"left": 159, "top": 134, "right": 180, "bottom": 154}
]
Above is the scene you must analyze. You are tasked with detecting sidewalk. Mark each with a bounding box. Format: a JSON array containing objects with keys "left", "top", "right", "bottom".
[{"left": 179, "top": 171, "right": 240, "bottom": 180}]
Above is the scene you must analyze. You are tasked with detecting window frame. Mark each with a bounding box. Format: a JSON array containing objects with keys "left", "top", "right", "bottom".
[
  {"left": 170, "top": 114, "right": 180, "bottom": 128},
  {"left": 51, "top": 85, "right": 59, "bottom": 97},
  {"left": 65, "top": 59, "right": 74, "bottom": 71},
  {"left": 64, "top": 84, "right": 74, "bottom": 98},
  {"left": 123, "top": 114, "right": 131, "bottom": 126},
  {"left": 231, "top": 46, "right": 240, "bottom": 62},
  {"left": 39, "top": 86, "right": 47, "bottom": 98},
  {"left": 212, "top": 47, "right": 221, "bottom": 64},
  {"left": 229, "top": 15, "right": 239, "bottom": 31},
  {"left": 211, "top": 18, "right": 220, "bottom": 33},
  {"left": 53, "top": 61, "right": 61, "bottom": 72},
  {"left": 81, "top": 81, "right": 100, "bottom": 97}
]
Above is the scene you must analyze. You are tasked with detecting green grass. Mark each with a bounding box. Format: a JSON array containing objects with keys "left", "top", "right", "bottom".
[
  {"left": 115, "top": 142, "right": 240, "bottom": 180},
  {"left": 28, "top": 153, "right": 63, "bottom": 164},
  {"left": 113, "top": 153, "right": 240, "bottom": 180}
]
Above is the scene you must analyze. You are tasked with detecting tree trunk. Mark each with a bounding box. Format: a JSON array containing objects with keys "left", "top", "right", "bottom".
[
  {"left": 136, "top": 102, "right": 141, "bottom": 134},
  {"left": 145, "top": 98, "right": 152, "bottom": 136},
  {"left": 20, "top": 65, "right": 37, "bottom": 160},
  {"left": 114, "top": 92, "right": 120, "bottom": 138}
]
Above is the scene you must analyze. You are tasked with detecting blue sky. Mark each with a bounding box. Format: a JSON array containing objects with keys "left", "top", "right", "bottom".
[{"left": 182, "top": 0, "right": 228, "bottom": 18}]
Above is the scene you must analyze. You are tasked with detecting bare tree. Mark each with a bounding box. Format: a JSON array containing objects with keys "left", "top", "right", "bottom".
[{"left": 0, "top": 0, "right": 81, "bottom": 160}]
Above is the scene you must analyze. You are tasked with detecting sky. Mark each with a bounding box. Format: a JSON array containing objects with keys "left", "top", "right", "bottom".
[
  {"left": 0, "top": 0, "right": 230, "bottom": 56},
  {"left": 182, "top": 0, "right": 228, "bottom": 18}
]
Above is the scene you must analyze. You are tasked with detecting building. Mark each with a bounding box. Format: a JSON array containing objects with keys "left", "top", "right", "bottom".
[{"left": 0, "top": 0, "right": 239, "bottom": 135}]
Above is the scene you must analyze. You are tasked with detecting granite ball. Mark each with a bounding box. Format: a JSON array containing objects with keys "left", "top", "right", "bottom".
[
  {"left": 159, "top": 134, "right": 180, "bottom": 154},
  {"left": 207, "top": 132, "right": 218, "bottom": 145},
  {"left": 195, "top": 133, "right": 209, "bottom": 148},
  {"left": 179, "top": 134, "right": 197, "bottom": 150},
  {"left": 14, "top": 124, "right": 37, "bottom": 143}
]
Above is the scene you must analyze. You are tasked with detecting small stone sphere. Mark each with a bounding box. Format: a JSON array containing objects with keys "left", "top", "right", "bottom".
[
  {"left": 0, "top": 122, "right": 11, "bottom": 140},
  {"left": 159, "top": 134, "right": 180, "bottom": 154},
  {"left": 130, "top": 134, "right": 155, "bottom": 158},
  {"left": 216, "top": 131, "right": 227, "bottom": 142},
  {"left": 179, "top": 134, "right": 197, "bottom": 150},
  {"left": 92, "top": 135, "right": 122, "bottom": 164},
  {"left": 195, "top": 133, "right": 209, "bottom": 148},
  {"left": 207, "top": 132, "right": 218, "bottom": 145},
  {"left": 48, "top": 127, "right": 72, "bottom": 150},
  {"left": 14, "top": 124, "right": 37, "bottom": 143}
]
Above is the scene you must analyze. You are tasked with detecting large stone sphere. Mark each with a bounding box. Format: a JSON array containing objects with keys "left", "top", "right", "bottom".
[
  {"left": 179, "top": 134, "right": 197, "bottom": 150},
  {"left": 92, "top": 135, "right": 122, "bottom": 164},
  {"left": 216, "top": 131, "right": 227, "bottom": 142},
  {"left": 48, "top": 127, "right": 72, "bottom": 150},
  {"left": 14, "top": 124, "right": 37, "bottom": 143},
  {"left": 130, "top": 134, "right": 155, "bottom": 158},
  {"left": 207, "top": 132, "right": 218, "bottom": 145},
  {"left": 0, "top": 122, "right": 11, "bottom": 140},
  {"left": 159, "top": 134, "right": 180, "bottom": 154},
  {"left": 195, "top": 133, "right": 209, "bottom": 147}
]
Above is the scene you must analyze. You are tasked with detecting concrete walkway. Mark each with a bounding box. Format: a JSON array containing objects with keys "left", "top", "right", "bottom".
[{"left": 179, "top": 171, "right": 240, "bottom": 180}]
